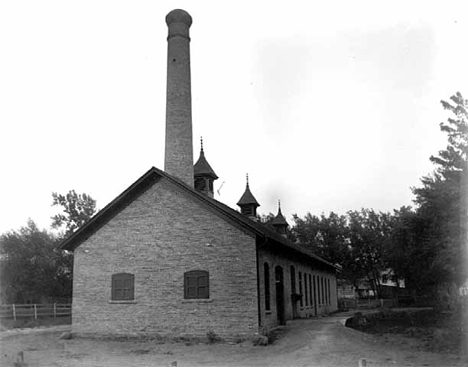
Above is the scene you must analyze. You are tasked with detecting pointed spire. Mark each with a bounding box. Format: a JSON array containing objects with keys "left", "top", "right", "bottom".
[
  {"left": 237, "top": 173, "right": 260, "bottom": 219},
  {"left": 194, "top": 137, "right": 218, "bottom": 179},
  {"left": 272, "top": 199, "right": 288, "bottom": 236},
  {"left": 237, "top": 174, "right": 259, "bottom": 207},
  {"left": 194, "top": 137, "right": 218, "bottom": 198}
]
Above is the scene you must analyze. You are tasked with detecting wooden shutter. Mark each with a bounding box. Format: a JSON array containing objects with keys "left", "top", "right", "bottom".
[
  {"left": 112, "top": 273, "right": 134, "bottom": 300},
  {"left": 184, "top": 270, "right": 209, "bottom": 299},
  {"left": 264, "top": 263, "right": 270, "bottom": 310}
]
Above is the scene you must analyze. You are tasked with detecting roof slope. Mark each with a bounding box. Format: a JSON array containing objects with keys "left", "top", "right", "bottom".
[{"left": 59, "top": 167, "right": 336, "bottom": 270}]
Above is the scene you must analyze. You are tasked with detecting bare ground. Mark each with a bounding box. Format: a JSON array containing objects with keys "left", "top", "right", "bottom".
[{"left": 0, "top": 313, "right": 465, "bottom": 367}]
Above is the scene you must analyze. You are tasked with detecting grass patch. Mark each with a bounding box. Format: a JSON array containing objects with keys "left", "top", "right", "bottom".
[
  {"left": 346, "top": 309, "right": 465, "bottom": 354},
  {"left": 0, "top": 316, "right": 71, "bottom": 330}
]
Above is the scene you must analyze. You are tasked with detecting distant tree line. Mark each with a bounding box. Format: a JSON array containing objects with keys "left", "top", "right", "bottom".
[
  {"left": 0, "top": 191, "right": 96, "bottom": 303},
  {"left": 289, "top": 92, "right": 467, "bottom": 302}
]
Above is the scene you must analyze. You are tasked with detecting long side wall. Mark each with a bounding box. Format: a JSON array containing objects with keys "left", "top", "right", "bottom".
[
  {"left": 72, "top": 178, "right": 258, "bottom": 340},
  {"left": 258, "top": 246, "right": 337, "bottom": 330}
]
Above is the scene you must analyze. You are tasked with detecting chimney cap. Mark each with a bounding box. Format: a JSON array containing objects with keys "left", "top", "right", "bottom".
[{"left": 166, "top": 9, "right": 192, "bottom": 27}]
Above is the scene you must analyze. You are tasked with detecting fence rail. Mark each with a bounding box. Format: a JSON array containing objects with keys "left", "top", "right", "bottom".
[
  {"left": 339, "top": 298, "right": 407, "bottom": 310},
  {"left": 0, "top": 304, "right": 71, "bottom": 320}
]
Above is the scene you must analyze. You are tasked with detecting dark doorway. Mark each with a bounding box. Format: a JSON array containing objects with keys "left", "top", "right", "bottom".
[
  {"left": 275, "top": 266, "right": 286, "bottom": 325},
  {"left": 290, "top": 265, "right": 298, "bottom": 319},
  {"left": 313, "top": 275, "right": 318, "bottom": 316}
]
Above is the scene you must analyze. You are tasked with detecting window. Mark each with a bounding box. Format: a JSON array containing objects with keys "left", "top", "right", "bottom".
[
  {"left": 264, "top": 263, "right": 270, "bottom": 311},
  {"left": 317, "top": 276, "right": 321, "bottom": 305},
  {"left": 299, "top": 272, "right": 303, "bottom": 307},
  {"left": 195, "top": 177, "right": 206, "bottom": 191},
  {"left": 323, "top": 278, "right": 328, "bottom": 305},
  {"left": 184, "top": 270, "right": 209, "bottom": 299},
  {"left": 321, "top": 277, "right": 325, "bottom": 305},
  {"left": 112, "top": 273, "right": 134, "bottom": 301},
  {"left": 304, "top": 273, "right": 308, "bottom": 306},
  {"left": 309, "top": 274, "right": 313, "bottom": 307},
  {"left": 290, "top": 265, "right": 296, "bottom": 293},
  {"left": 313, "top": 275, "right": 316, "bottom": 306}
]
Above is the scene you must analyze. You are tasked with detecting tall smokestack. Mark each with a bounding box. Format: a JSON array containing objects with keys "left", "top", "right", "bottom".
[{"left": 164, "top": 9, "right": 194, "bottom": 186}]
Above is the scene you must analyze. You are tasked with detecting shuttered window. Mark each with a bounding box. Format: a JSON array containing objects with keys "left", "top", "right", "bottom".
[
  {"left": 299, "top": 272, "right": 303, "bottom": 307},
  {"left": 184, "top": 270, "right": 209, "bottom": 299},
  {"left": 305, "top": 273, "right": 309, "bottom": 306},
  {"left": 309, "top": 274, "right": 313, "bottom": 307},
  {"left": 264, "top": 263, "right": 271, "bottom": 311},
  {"left": 112, "top": 273, "right": 134, "bottom": 301}
]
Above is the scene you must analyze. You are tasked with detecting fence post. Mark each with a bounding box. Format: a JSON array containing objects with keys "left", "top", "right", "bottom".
[
  {"left": 12, "top": 304, "right": 16, "bottom": 321},
  {"left": 34, "top": 304, "right": 37, "bottom": 319},
  {"left": 54, "top": 303, "right": 57, "bottom": 318}
]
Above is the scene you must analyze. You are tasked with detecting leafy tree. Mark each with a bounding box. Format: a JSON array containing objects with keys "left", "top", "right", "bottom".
[
  {"left": 0, "top": 220, "right": 70, "bottom": 303},
  {"left": 258, "top": 212, "right": 275, "bottom": 226},
  {"left": 51, "top": 190, "right": 97, "bottom": 236},
  {"left": 411, "top": 92, "right": 468, "bottom": 290},
  {"left": 292, "top": 212, "right": 349, "bottom": 265},
  {"left": 347, "top": 209, "right": 394, "bottom": 297},
  {"left": 292, "top": 212, "right": 360, "bottom": 286},
  {"left": 292, "top": 210, "right": 395, "bottom": 297}
]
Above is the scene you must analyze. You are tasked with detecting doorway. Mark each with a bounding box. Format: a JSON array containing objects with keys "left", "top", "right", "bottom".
[
  {"left": 275, "top": 266, "right": 286, "bottom": 325},
  {"left": 290, "top": 265, "right": 298, "bottom": 319}
]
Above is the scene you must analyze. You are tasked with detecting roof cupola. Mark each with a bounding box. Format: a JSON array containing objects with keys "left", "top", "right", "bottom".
[
  {"left": 194, "top": 137, "right": 218, "bottom": 198},
  {"left": 237, "top": 174, "right": 260, "bottom": 220},
  {"left": 272, "top": 200, "right": 289, "bottom": 237}
]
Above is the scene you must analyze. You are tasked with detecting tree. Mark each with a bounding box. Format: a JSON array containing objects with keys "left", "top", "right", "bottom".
[
  {"left": 292, "top": 209, "right": 395, "bottom": 298},
  {"left": 411, "top": 92, "right": 468, "bottom": 290},
  {"left": 347, "top": 209, "right": 394, "bottom": 298},
  {"left": 292, "top": 211, "right": 359, "bottom": 285},
  {"left": 51, "top": 190, "right": 97, "bottom": 236},
  {"left": 0, "top": 220, "right": 71, "bottom": 303}
]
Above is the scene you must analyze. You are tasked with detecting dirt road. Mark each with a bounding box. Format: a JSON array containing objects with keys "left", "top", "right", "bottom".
[{"left": 0, "top": 313, "right": 464, "bottom": 367}]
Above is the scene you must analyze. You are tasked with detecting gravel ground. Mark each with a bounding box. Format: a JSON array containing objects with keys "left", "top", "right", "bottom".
[{"left": 0, "top": 311, "right": 464, "bottom": 367}]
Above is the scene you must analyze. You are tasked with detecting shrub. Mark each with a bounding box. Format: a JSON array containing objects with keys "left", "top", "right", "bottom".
[{"left": 206, "top": 330, "right": 221, "bottom": 344}]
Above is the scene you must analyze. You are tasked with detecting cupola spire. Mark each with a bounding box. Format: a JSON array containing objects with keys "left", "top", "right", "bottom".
[
  {"left": 237, "top": 174, "right": 260, "bottom": 220},
  {"left": 272, "top": 199, "right": 289, "bottom": 237},
  {"left": 194, "top": 137, "right": 218, "bottom": 198}
]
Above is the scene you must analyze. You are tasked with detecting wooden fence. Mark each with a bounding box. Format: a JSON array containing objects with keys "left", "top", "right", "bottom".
[
  {"left": 0, "top": 304, "right": 71, "bottom": 320},
  {"left": 339, "top": 298, "right": 400, "bottom": 310}
]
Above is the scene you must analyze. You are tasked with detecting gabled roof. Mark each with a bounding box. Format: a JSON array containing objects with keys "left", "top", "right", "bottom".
[
  {"left": 59, "top": 167, "right": 337, "bottom": 271},
  {"left": 194, "top": 148, "right": 218, "bottom": 179}
]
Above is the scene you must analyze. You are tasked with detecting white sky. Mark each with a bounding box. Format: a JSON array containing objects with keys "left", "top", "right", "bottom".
[{"left": 1, "top": 0, "right": 467, "bottom": 234}]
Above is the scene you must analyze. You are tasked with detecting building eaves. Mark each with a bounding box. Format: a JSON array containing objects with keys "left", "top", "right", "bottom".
[{"left": 59, "top": 166, "right": 337, "bottom": 271}]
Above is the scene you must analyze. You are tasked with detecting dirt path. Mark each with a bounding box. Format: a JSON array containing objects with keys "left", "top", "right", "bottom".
[{"left": 0, "top": 313, "right": 464, "bottom": 367}]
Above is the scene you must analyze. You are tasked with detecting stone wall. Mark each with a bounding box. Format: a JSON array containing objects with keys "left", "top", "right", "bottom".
[
  {"left": 258, "top": 246, "right": 337, "bottom": 330},
  {"left": 72, "top": 178, "right": 258, "bottom": 340}
]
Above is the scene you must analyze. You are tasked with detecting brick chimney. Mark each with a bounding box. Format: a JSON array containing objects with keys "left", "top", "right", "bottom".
[{"left": 164, "top": 9, "right": 194, "bottom": 186}]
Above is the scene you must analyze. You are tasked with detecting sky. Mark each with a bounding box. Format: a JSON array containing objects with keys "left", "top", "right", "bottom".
[{"left": 1, "top": 0, "right": 467, "bottom": 234}]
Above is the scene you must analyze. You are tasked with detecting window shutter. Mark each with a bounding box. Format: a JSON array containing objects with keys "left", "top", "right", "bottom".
[
  {"left": 111, "top": 273, "right": 135, "bottom": 301},
  {"left": 184, "top": 270, "right": 209, "bottom": 299}
]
